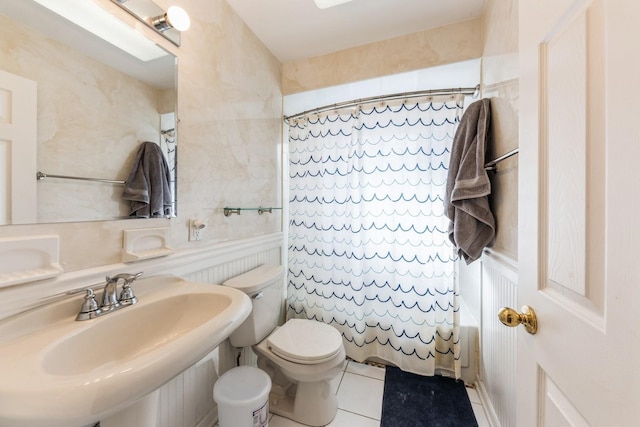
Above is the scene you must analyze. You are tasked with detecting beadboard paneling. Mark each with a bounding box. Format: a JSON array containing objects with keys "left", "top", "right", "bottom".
[
  {"left": 152, "top": 237, "right": 282, "bottom": 427},
  {"left": 481, "top": 253, "right": 517, "bottom": 427},
  {"left": 155, "top": 238, "right": 282, "bottom": 427}
]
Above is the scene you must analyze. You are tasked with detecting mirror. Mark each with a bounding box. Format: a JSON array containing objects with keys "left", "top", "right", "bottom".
[{"left": 0, "top": 0, "right": 177, "bottom": 224}]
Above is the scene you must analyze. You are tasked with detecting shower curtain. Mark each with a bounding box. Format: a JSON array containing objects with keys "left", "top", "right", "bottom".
[{"left": 287, "top": 95, "right": 463, "bottom": 377}]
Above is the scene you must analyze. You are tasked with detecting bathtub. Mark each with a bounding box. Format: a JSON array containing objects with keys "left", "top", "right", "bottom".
[
  {"left": 458, "top": 300, "right": 479, "bottom": 385},
  {"left": 436, "top": 299, "right": 479, "bottom": 385}
]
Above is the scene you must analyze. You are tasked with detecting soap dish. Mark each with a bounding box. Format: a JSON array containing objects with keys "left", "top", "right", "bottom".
[
  {"left": 0, "top": 235, "right": 63, "bottom": 288},
  {"left": 122, "top": 227, "right": 174, "bottom": 263}
]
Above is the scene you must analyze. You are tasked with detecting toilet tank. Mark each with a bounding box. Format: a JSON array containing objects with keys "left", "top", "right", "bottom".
[{"left": 222, "top": 264, "right": 285, "bottom": 348}]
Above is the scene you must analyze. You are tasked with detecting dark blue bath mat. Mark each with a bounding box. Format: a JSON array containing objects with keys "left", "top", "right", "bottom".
[{"left": 381, "top": 366, "right": 478, "bottom": 427}]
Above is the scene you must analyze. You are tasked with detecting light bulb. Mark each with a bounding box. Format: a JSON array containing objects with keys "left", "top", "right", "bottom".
[{"left": 166, "top": 6, "right": 190, "bottom": 32}]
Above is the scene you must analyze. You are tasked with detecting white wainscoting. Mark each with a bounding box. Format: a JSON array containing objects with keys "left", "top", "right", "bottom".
[
  {"left": 157, "top": 355, "right": 219, "bottom": 427},
  {"left": 479, "top": 251, "right": 518, "bottom": 427},
  {"left": 156, "top": 234, "right": 283, "bottom": 427}
]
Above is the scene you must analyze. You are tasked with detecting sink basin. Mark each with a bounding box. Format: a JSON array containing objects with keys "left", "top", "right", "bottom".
[{"left": 0, "top": 275, "right": 252, "bottom": 427}]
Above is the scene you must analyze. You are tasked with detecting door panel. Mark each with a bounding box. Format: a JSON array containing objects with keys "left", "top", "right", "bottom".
[
  {"left": 519, "top": 0, "right": 639, "bottom": 425},
  {"left": 541, "top": 0, "right": 605, "bottom": 323},
  {"left": 544, "top": 8, "right": 587, "bottom": 297},
  {"left": 0, "top": 70, "right": 37, "bottom": 225},
  {"left": 540, "top": 371, "right": 590, "bottom": 427}
]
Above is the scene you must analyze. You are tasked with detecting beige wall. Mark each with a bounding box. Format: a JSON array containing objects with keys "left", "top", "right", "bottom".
[
  {"left": 169, "top": 0, "right": 282, "bottom": 244},
  {"left": 482, "top": 0, "right": 519, "bottom": 261},
  {"left": 282, "top": 18, "right": 483, "bottom": 95},
  {"left": 457, "top": 0, "right": 518, "bottom": 324},
  {"left": 0, "top": 0, "right": 282, "bottom": 272}
]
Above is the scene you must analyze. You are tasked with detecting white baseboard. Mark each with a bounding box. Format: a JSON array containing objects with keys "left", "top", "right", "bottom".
[{"left": 475, "top": 372, "right": 501, "bottom": 427}]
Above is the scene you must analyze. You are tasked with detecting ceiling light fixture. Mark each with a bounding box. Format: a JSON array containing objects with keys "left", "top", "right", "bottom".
[
  {"left": 313, "top": 0, "right": 353, "bottom": 9},
  {"left": 151, "top": 5, "right": 191, "bottom": 32}
]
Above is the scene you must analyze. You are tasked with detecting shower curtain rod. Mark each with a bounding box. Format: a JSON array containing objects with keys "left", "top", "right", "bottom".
[{"left": 283, "top": 84, "right": 480, "bottom": 122}]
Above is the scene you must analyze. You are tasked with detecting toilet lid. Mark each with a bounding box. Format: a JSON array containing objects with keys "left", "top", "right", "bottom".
[{"left": 267, "top": 319, "right": 343, "bottom": 364}]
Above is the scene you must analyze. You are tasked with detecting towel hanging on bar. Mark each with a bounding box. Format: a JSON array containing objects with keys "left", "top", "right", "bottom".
[
  {"left": 122, "top": 141, "right": 173, "bottom": 218},
  {"left": 444, "top": 98, "right": 496, "bottom": 264}
]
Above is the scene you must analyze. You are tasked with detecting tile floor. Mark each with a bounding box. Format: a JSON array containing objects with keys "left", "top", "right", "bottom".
[{"left": 220, "top": 360, "right": 492, "bottom": 427}]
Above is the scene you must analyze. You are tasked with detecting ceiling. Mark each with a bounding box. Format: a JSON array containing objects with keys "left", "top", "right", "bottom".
[{"left": 225, "top": 0, "right": 487, "bottom": 63}]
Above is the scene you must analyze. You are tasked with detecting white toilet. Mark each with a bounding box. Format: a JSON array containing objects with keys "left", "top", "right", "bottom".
[{"left": 223, "top": 265, "right": 346, "bottom": 427}]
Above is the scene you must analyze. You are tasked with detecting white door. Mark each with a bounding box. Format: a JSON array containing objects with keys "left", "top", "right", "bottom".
[
  {"left": 0, "top": 70, "right": 37, "bottom": 225},
  {"left": 518, "top": 0, "right": 640, "bottom": 425}
]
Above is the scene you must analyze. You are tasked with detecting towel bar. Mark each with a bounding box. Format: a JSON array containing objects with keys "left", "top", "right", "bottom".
[
  {"left": 36, "top": 171, "right": 126, "bottom": 185},
  {"left": 223, "top": 207, "right": 282, "bottom": 216},
  {"left": 484, "top": 148, "right": 519, "bottom": 171}
]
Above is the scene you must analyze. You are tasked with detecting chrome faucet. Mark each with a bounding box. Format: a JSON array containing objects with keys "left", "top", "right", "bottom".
[
  {"left": 102, "top": 272, "right": 142, "bottom": 312},
  {"left": 101, "top": 276, "right": 121, "bottom": 312},
  {"left": 70, "top": 272, "right": 143, "bottom": 320}
]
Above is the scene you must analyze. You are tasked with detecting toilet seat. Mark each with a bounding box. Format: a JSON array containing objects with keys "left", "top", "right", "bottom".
[{"left": 267, "top": 319, "right": 343, "bottom": 365}]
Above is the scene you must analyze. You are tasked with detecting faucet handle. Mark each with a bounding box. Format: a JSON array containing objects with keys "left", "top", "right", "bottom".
[
  {"left": 66, "top": 288, "right": 102, "bottom": 321},
  {"left": 111, "top": 271, "right": 142, "bottom": 306},
  {"left": 119, "top": 281, "right": 138, "bottom": 306}
]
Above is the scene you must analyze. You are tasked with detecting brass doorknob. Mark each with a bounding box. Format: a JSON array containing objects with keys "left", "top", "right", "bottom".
[{"left": 498, "top": 305, "right": 538, "bottom": 334}]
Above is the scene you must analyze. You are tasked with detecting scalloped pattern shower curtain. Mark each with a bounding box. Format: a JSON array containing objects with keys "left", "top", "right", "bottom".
[{"left": 287, "top": 95, "right": 464, "bottom": 377}]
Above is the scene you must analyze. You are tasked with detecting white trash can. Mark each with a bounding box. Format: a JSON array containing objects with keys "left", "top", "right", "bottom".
[{"left": 213, "top": 366, "right": 271, "bottom": 427}]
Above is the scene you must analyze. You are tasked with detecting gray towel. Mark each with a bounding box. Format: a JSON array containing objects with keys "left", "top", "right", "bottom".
[
  {"left": 122, "top": 141, "right": 173, "bottom": 218},
  {"left": 444, "top": 98, "right": 495, "bottom": 264}
]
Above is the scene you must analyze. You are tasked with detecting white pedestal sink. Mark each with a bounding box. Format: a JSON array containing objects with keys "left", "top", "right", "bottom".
[{"left": 0, "top": 275, "right": 252, "bottom": 427}]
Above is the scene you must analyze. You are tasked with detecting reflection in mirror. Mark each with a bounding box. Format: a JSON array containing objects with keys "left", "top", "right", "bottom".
[
  {"left": 109, "top": 0, "right": 189, "bottom": 47},
  {"left": 0, "top": 0, "right": 177, "bottom": 224}
]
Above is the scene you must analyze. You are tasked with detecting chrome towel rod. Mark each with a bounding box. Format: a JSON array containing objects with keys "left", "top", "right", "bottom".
[
  {"left": 36, "top": 171, "right": 126, "bottom": 185},
  {"left": 484, "top": 148, "right": 519, "bottom": 171}
]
